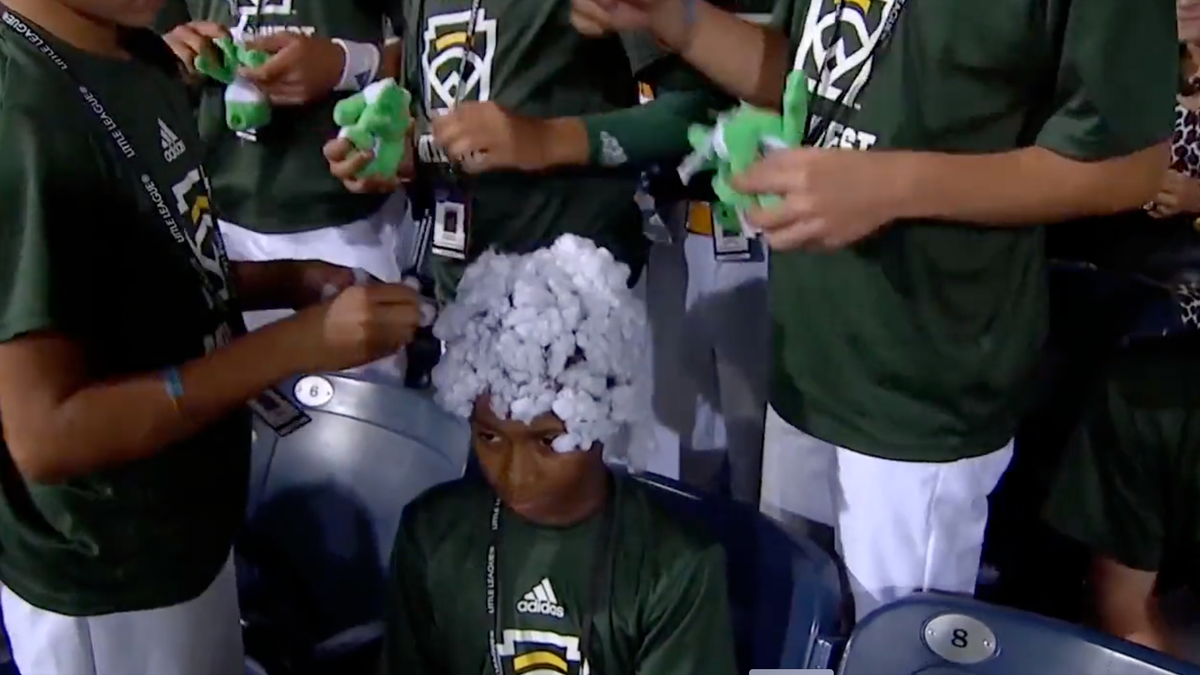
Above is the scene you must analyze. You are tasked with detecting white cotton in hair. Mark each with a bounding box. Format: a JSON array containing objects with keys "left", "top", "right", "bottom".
[{"left": 431, "top": 235, "right": 648, "bottom": 455}]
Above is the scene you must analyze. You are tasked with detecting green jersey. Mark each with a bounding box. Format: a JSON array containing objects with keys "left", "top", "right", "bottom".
[
  {"left": 156, "top": 0, "right": 393, "bottom": 233},
  {"left": 395, "top": 0, "right": 660, "bottom": 294},
  {"left": 1045, "top": 334, "right": 1200, "bottom": 574},
  {"left": 384, "top": 474, "right": 738, "bottom": 675},
  {"left": 769, "top": 0, "right": 1176, "bottom": 461},
  {"left": 0, "top": 21, "right": 249, "bottom": 615}
]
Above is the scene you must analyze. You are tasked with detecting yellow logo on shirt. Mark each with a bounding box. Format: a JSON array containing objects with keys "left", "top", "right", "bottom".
[{"left": 496, "top": 629, "right": 592, "bottom": 675}]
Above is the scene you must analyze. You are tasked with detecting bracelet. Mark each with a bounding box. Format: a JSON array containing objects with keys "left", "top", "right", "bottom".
[
  {"left": 162, "top": 367, "right": 185, "bottom": 414},
  {"left": 331, "top": 39, "right": 382, "bottom": 92}
]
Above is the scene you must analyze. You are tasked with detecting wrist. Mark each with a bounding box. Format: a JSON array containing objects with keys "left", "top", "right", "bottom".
[
  {"left": 259, "top": 309, "right": 322, "bottom": 374},
  {"left": 887, "top": 151, "right": 934, "bottom": 220},
  {"left": 651, "top": 0, "right": 698, "bottom": 54},
  {"left": 331, "top": 39, "right": 382, "bottom": 92},
  {"left": 540, "top": 118, "right": 590, "bottom": 169}
]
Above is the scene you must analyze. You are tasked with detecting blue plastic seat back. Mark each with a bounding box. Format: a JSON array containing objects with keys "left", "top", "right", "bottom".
[
  {"left": 240, "top": 373, "right": 470, "bottom": 643},
  {"left": 633, "top": 473, "right": 845, "bottom": 671},
  {"left": 838, "top": 593, "right": 1200, "bottom": 675}
]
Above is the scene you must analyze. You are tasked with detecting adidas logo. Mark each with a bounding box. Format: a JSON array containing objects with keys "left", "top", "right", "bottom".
[
  {"left": 159, "top": 118, "right": 186, "bottom": 163},
  {"left": 516, "top": 578, "right": 565, "bottom": 618}
]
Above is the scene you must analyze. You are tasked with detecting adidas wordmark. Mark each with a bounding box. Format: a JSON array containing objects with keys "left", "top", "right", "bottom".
[
  {"left": 159, "top": 118, "right": 186, "bottom": 163},
  {"left": 516, "top": 578, "right": 565, "bottom": 619}
]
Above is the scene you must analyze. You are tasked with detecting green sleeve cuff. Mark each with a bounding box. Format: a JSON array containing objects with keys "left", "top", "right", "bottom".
[{"left": 582, "top": 89, "right": 719, "bottom": 168}]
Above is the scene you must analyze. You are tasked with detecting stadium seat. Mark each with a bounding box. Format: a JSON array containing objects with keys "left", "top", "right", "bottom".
[
  {"left": 239, "top": 372, "right": 470, "bottom": 674},
  {"left": 837, "top": 592, "right": 1200, "bottom": 675},
  {"left": 634, "top": 472, "right": 846, "bottom": 671}
]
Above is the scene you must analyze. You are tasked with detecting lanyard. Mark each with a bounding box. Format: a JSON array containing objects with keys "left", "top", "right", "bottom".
[
  {"left": 0, "top": 6, "right": 237, "bottom": 318},
  {"left": 804, "top": 0, "right": 910, "bottom": 145},
  {"left": 226, "top": 0, "right": 264, "bottom": 38},
  {"left": 486, "top": 489, "right": 617, "bottom": 675}
]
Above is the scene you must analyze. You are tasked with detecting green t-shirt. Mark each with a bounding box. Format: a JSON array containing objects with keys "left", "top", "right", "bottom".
[
  {"left": 156, "top": 0, "right": 394, "bottom": 234},
  {"left": 395, "top": 0, "right": 662, "bottom": 295},
  {"left": 384, "top": 474, "right": 739, "bottom": 675},
  {"left": 1045, "top": 334, "right": 1200, "bottom": 574},
  {"left": 768, "top": 0, "right": 1177, "bottom": 461},
  {"left": 0, "top": 23, "right": 249, "bottom": 615}
]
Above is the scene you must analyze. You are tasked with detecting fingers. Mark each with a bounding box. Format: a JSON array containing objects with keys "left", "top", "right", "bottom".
[
  {"left": 189, "top": 21, "right": 229, "bottom": 40},
  {"left": 262, "top": 86, "right": 308, "bottom": 106},
  {"left": 242, "top": 32, "right": 298, "bottom": 55},
  {"left": 1155, "top": 191, "right": 1179, "bottom": 211},
  {"left": 164, "top": 24, "right": 211, "bottom": 66},
  {"left": 361, "top": 283, "right": 422, "bottom": 307},
  {"left": 323, "top": 137, "right": 354, "bottom": 163},
  {"left": 240, "top": 41, "right": 300, "bottom": 84},
  {"left": 327, "top": 142, "right": 373, "bottom": 179},
  {"left": 325, "top": 139, "right": 399, "bottom": 193},
  {"left": 732, "top": 149, "right": 805, "bottom": 196},
  {"left": 571, "top": 0, "right": 616, "bottom": 35}
]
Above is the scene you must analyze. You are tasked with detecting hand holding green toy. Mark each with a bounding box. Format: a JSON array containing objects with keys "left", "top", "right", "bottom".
[
  {"left": 676, "top": 71, "right": 810, "bottom": 237},
  {"left": 192, "top": 36, "right": 272, "bottom": 133},
  {"left": 332, "top": 78, "right": 413, "bottom": 180}
]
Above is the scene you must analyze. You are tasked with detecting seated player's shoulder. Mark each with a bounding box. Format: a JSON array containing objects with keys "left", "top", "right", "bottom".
[
  {"left": 1103, "top": 333, "right": 1200, "bottom": 409},
  {"left": 401, "top": 478, "right": 494, "bottom": 549},
  {"left": 618, "top": 474, "right": 724, "bottom": 572}
]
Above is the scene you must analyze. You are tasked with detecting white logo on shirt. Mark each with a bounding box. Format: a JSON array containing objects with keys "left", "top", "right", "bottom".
[
  {"left": 159, "top": 118, "right": 186, "bottom": 163},
  {"left": 794, "top": 0, "right": 897, "bottom": 110},
  {"left": 421, "top": 8, "right": 498, "bottom": 112},
  {"left": 516, "top": 578, "right": 566, "bottom": 618}
]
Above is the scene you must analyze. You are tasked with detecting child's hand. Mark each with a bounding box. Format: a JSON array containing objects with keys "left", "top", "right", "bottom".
[
  {"left": 163, "top": 21, "right": 229, "bottom": 76},
  {"left": 323, "top": 137, "right": 401, "bottom": 194}
]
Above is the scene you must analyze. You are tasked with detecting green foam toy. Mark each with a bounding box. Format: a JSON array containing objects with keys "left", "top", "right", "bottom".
[
  {"left": 332, "top": 78, "right": 413, "bottom": 180},
  {"left": 193, "top": 36, "right": 272, "bottom": 133},
  {"left": 677, "top": 71, "right": 810, "bottom": 236}
]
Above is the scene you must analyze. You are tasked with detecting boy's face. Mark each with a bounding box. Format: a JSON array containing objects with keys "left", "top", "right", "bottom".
[
  {"left": 471, "top": 396, "right": 603, "bottom": 523},
  {"left": 61, "top": 0, "right": 166, "bottom": 27}
]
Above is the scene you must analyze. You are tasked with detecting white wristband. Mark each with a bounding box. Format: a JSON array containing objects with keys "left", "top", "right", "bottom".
[{"left": 331, "top": 39, "right": 381, "bottom": 92}]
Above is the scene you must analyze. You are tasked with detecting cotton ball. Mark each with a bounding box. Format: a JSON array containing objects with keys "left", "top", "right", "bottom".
[{"left": 432, "top": 234, "right": 649, "bottom": 453}]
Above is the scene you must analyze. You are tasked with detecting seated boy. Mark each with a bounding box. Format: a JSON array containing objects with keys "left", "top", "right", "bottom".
[
  {"left": 1045, "top": 332, "right": 1200, "bottom": 657},
  {"left": 382, "top": 235, "right": 739, "bottom": 675}
]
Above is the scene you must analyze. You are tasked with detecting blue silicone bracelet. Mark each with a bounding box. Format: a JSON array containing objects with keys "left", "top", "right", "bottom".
[{"left": 163, "top": 367, "right": 185, "bottom": 406}]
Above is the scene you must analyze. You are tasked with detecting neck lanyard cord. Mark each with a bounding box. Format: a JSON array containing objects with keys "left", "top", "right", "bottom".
[{"left": 485, "top": 489, "right": 616, "bottom": 675}]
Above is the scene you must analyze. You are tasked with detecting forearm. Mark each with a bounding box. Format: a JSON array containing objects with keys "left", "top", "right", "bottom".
[
  {"left": 33, "top": 319, "right": 305, "bottom": 482},
  {"left": 379, "top": 38, "right": 402, "bottom": 80},
  {"left": 546, "top": 89, "right": 720, "bottom": 169},
  {"left": 894, "top": 144, "right": 1169, "bottom": 226},
  {"left": 1096, "top": 593, "right": 1174, "bottom": 655},
  {"left": 232, "top": 260, "right": 309, "bottom": 311},
  {"left": 656, "top": 0, "right": 791, "bottom": 109}
]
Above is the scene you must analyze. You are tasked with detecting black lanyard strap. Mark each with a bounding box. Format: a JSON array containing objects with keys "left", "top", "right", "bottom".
[
  {"left": 486, "top": 485, "right": 617, "bottom": 675},
  {"left": 804, "top": 0, "right": 910, "bottom": 146},
  {"left": 0, "top": 5, "right": 237, "bottom": 316}
]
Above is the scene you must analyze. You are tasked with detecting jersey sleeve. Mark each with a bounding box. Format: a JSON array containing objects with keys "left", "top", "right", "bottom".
[
  {"left": 1043, "top": 353, "right": 1171, "bottom": 572},
  {"left": 0, "top": 106, "right": 105, "bottom": 344},
  {"left": 381, "top": 514, "right": 445, "bottom": 675},
  {"left": 1034, "top": 0, "right": 1176, "bottom": 160},
  {"left": 636, "top": 545, "right": 739, "bottom": 675}
]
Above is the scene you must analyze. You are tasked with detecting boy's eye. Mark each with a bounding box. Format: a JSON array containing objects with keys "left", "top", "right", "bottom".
[
  {"left": 476, "top": 430, "right": 501, "bottom": 444},
  {"left": 539, "top": 435, "right": 559, "bottom": 449}
]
